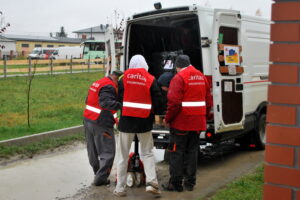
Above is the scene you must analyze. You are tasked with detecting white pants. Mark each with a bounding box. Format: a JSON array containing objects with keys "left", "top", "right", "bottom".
[{"left": 115, "top": 131, "right": 158, "bottom": 192}]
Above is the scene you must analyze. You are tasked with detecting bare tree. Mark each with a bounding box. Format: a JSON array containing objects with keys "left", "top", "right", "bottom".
[
  {"left": 0, "top": 11, "right": 10, "bottom": 51},
  {"left": 56, "top": 26, "right": 68, "bottom": 38},
  {"left": 26, "top": 60, "right": 37, "bottom": 128}
]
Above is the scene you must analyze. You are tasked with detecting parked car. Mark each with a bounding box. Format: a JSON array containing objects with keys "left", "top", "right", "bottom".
[
  {"left": 28, "top": 47, "right": 58, "bottom": 59},
  {"left": 51, "top": 46, "right": 83, "bottom": 59}
]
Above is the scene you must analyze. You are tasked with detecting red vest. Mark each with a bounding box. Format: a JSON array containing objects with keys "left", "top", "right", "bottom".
[
  {"left": 83, "top": 77, "right": 118, "bottom": 122},
  {"left": 178, "top": 66, "right": 207, "bottom": 116},
  {"left": 122, "top": 68, "right": 154, "bottom": 118}
]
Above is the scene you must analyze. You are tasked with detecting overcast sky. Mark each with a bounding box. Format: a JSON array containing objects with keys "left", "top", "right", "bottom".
[{"left": 0, "top": 0, "right": 272, "bottom": 37}]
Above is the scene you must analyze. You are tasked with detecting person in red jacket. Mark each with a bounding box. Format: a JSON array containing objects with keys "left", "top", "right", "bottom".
[
  {"left": 114, "top": 55, "right": 163, "bottom": 197},
  {"left": 162, "top": 55, "right": 212, "bottom": 192},
  {"left": 83, "top": 70, "right": 123, "bottom": 186}
]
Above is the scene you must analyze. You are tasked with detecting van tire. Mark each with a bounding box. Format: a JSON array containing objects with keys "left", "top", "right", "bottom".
[{"left": 253, "top": 114, "right": 266, "bottom": 150}]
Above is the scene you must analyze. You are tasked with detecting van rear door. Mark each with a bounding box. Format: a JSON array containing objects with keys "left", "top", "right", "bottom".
[
  {"left": 105, "top": 26, "right": 116, "bottom": 76},
  {"left": 211, "top": 9, "right": 245, "bottom": 133}
]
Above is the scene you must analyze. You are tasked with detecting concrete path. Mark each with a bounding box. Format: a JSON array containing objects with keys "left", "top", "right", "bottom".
[{"left": 0, "top": 142, "right": 264, "bottom": 200}]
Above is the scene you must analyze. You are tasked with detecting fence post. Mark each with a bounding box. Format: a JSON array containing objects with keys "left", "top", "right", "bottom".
[
  {"left": 103, "top": 56, "right": 105, "bottom": 72},
  {"left": 50, "top": 58, "right": 53, "bottom": 75},
  {"left": 70, "top": 56, "right": 73, "bottom": 74},
  {"left": 88, "top": 56, "right": 90, "bottom": 72},
  {"left": 28, "top": 57, "right": 32, "bottom": 76},
  {"left": 3, "top": 55, "right": 7, "bottom": 78}
]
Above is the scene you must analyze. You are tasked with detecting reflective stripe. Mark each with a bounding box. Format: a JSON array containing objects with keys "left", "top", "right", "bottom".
[
  {"left": 113, "top": 113, "right": 118, "bottom": 118},
  {"left": 123, "top": 102, "right": 152, "bottom": 109},
  {"left": 86, "top": 105, "right": 101, "bottom": 114},
  {"left": 182, "top": 101, "right": 206, "bottom": 107}
]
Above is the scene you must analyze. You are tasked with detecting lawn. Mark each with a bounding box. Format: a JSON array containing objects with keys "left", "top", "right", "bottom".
[
  {"left": 0, "top": 72, "right": 104, "bottom": 140},
  {"left": 205, "top": 165, "right": 264, "bottom": 200}
]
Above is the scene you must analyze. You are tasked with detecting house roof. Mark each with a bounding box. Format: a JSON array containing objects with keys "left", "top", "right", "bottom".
[
  {"left": 73, "top": 24, "right": 108, "bottom": 33},
  {"left": 0, "top": 34, "right": 16, "bottom": 42},
  {"left": 2, "top": 34, "right": 83, "bottom": 44}
]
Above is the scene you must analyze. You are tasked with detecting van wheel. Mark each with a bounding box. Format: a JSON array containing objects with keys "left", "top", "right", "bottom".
[{"left": 253, "top": 114, "right": 266, "bottom": 150}]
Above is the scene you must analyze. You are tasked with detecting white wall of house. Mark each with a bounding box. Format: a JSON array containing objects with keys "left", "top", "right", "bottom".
[
  {"left": 0, "top": 40, "right": 16, "bottom": 56},
  {"left": 76, "top": 33, "right": 105, "bottom": 41}
]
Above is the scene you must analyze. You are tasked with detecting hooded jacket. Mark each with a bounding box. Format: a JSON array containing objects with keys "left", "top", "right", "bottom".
[{"left": 118, "top": 55, "right": 163, "bottom": 133}]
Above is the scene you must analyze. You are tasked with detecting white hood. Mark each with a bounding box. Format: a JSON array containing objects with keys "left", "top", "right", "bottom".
[{"left": 129, "top": 55, "right": 149, "bottom": 71}]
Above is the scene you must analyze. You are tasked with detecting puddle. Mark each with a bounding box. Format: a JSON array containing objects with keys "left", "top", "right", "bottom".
[
  {"left": 0, "top": 145, "right": 93, "bottom": 200},
  {"left": 0, "top": 140, "right": 165, "bottom": 200}
]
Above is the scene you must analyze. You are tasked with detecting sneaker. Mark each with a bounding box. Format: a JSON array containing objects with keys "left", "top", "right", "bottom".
[
  {"left": 161, "top": 182, "right": 183, "bottom": 192},
  {"left": 113, "top": 190, "right": 127, "bottom": 197},
  {"left": 146, "top": 182, "right": 161, "bottom": 196}
]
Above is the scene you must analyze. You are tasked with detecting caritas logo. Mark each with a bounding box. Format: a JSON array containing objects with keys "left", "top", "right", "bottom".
[{"left": 127, "top": 73, "right": 146, "bottom": 82}]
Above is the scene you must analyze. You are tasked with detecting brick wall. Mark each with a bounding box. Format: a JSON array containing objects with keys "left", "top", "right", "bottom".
[{"left": 264, "top": 0, "right": 300, "bottom": 200}]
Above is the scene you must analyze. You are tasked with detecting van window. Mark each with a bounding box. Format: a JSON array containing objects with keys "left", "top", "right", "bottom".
[
  {"left": 219, "top": 27, "right": 238, "bottom": 45},
  {"left": 127, "top": 14, "right": 203, "bottom": 78},
  {"left": 85, "top": 42, "right": 105, "bottom": 51}
]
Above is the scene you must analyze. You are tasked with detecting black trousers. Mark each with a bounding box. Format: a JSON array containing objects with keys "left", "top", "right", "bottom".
[
  {"left": 168, "top": 128, "right": 199, "bottom": 187},
  {"left": 83, "top": 119, "right": 115, "bottom": 185}
]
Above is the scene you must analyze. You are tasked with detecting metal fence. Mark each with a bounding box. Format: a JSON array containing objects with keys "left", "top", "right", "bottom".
[{"left": 0, "top": 56, "right": 106, "bottom": 78}]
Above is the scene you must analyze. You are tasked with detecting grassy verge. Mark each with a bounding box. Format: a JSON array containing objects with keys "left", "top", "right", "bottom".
[
  {"left": 0, "top": 72, "right": 104, "bottom": 140},
  {"left": 204, "top": 165, "right": 264, "bottom": 200},
  {"left": 0, "top": 133, "right": 85, "bottom": 159}
]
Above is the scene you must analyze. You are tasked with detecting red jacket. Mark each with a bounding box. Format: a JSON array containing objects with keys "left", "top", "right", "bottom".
[
  {"left": 83, "top": 77, "right": 118, "bottom": 121},
  {"left": 122, "top": 68, "right": 154, "bottom": 118},
  {"left": 165, "top": 66, "right": 212, "bottom": 131}
]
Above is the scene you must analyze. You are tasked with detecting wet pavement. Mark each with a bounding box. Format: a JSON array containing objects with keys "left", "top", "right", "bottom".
[{"left": 0, "top": 141, "right": 264, "bottom": 200}]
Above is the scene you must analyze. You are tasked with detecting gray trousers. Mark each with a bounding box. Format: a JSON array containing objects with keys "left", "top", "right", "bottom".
[{"left": 84, "top": 120, "right": 115, "bottom": 185}]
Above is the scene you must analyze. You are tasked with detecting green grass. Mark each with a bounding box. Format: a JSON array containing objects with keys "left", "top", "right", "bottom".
[
  {"left": 205, "top": 166, "right": 264, "bottom": 200},
  {"left": 0, "top": 72, "right": 104, "bottom": 140},
  {"left": 0, "top": 133, "right": 85, "bottom": 159}
]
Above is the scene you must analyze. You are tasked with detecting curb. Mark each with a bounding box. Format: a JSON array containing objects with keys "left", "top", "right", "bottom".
[{"left": 0, "top": 125, "right": 84, "bottom": 146}]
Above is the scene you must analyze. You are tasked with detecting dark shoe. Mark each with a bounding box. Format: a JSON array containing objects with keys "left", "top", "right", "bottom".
[
  {"left": 184, "top": 183, "right": 194, "bottom": 191},
  {"left": 94, "top": 179, "right": 110, "bottom": 186},
  {"left": 161, "top": 182, "right": 183, "bottom": 192}
]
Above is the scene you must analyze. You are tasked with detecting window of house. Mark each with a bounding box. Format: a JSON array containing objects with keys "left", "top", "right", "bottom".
[
  {"left": 47, "top": 45, "right": 54, "bottom": 47},
  {"left": 35, "top": 44, "right": 42, "bottom": 47},
  {"left": 21, "top": 44, "right": 29, "bottom": 48}
]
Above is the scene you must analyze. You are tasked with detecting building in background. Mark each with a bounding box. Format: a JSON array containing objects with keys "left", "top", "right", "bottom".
[
  {"left": 1, "top": 34, "right": 84, "bottom": 58},
  {"left": 73, "top": 24, "right": 108, "bottom": 41},
  {"left": 0, "top": 35, "right": 16, "bottom": 58}
]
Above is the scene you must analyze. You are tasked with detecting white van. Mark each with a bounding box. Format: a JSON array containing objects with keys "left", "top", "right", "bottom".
[
  {"left": 28, "top": 47, "right": 58, "bottom": 59},
  {"left": 114, "top": 5, "right": 270, "bottom": 151},
  {"left": 52, "top": 46, "right": 83, "bottom": 59}
]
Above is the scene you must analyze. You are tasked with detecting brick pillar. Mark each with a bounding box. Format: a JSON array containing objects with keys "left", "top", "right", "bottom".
[{"left": 264, "top": 1, "right": 300, "bottom": 200}]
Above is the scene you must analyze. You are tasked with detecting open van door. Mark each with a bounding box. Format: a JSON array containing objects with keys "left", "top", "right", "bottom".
[
  {"left": 105, "top": 26, "right": 116, "bottom": 76},
  {"left": 211, "top": 9, "right": 245, "bottom": 133}
]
